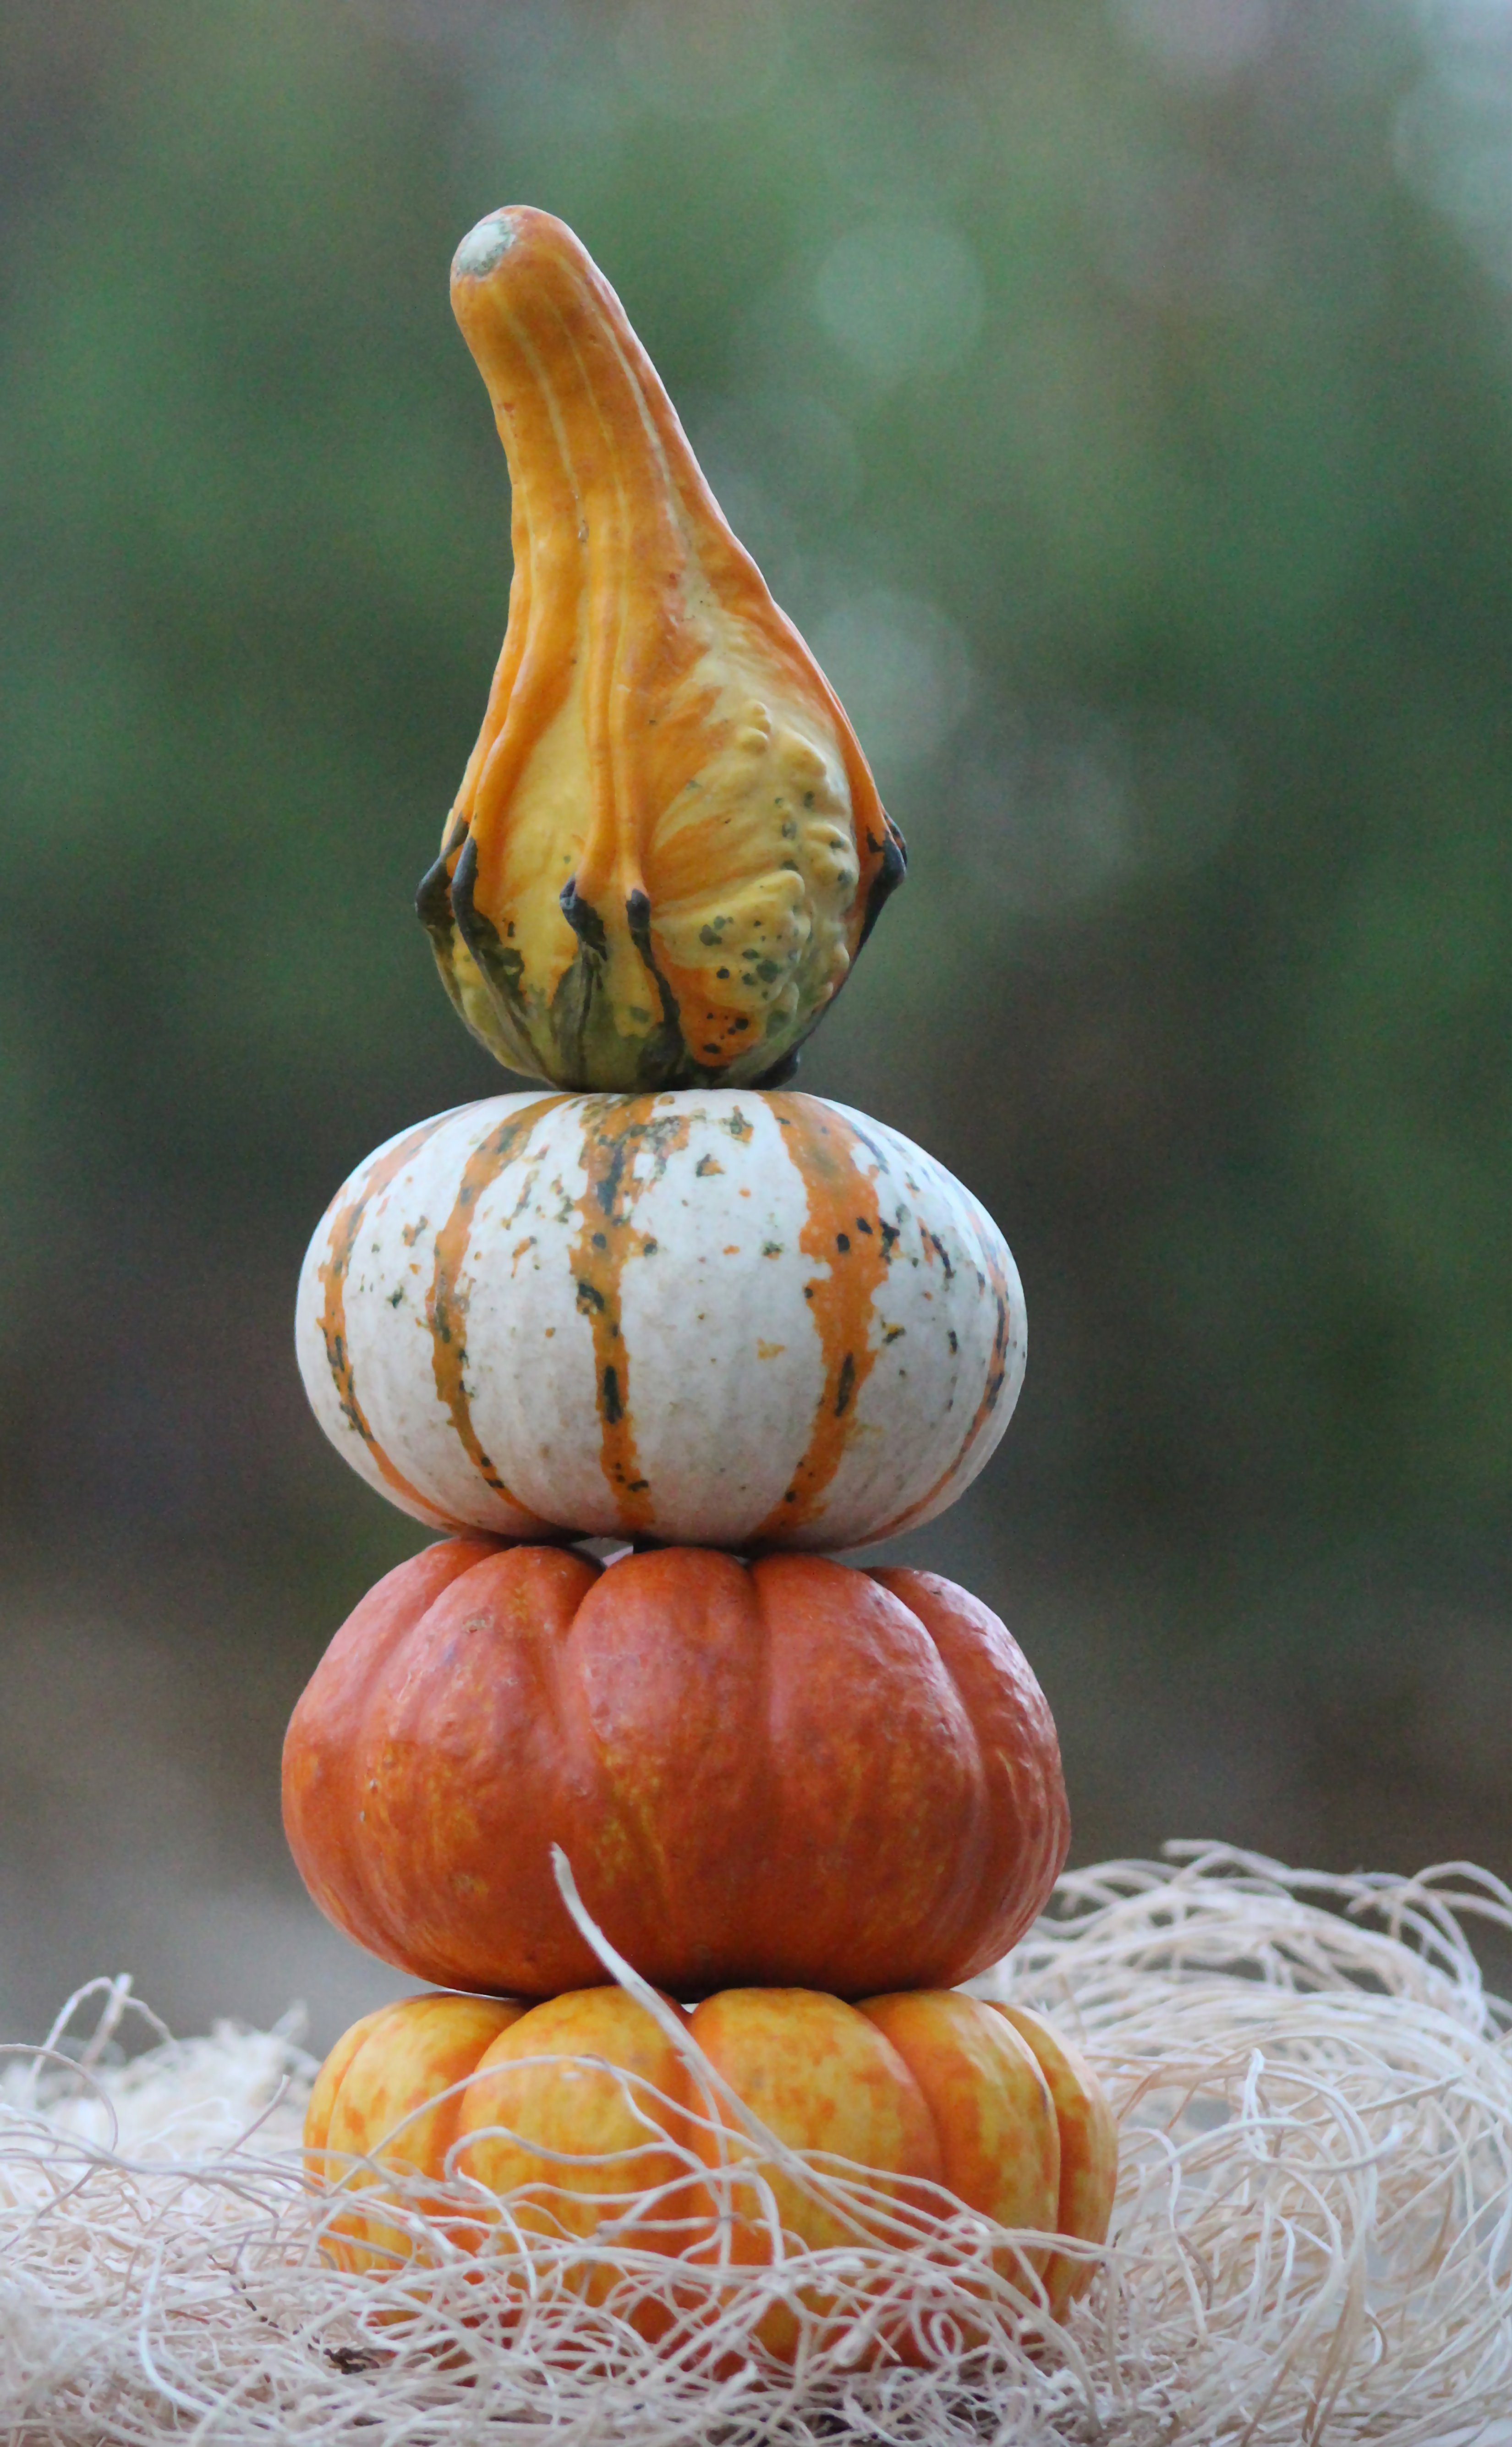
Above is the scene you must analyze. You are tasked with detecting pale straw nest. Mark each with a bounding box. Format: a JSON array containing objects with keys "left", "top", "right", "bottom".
[{"left": 3, "top": 1843, "right": 1510, "bottom": 2446}]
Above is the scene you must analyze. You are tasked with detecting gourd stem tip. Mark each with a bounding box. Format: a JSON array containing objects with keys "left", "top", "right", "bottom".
[{"left": 453, "top": 211, "right": 520, "bottom": 284}]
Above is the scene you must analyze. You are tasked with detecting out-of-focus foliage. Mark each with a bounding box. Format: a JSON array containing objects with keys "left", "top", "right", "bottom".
[{"left": 0, "top": 0, "right": 1507, "bottom": 1599}]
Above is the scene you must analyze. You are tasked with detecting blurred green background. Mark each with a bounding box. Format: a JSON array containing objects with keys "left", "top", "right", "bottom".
[{"left": 1, "top": 0, "right": 1507, "bottom": 2045}]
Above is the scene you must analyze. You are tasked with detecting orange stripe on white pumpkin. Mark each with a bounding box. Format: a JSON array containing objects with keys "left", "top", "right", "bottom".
[
  {"left": 566, "top": 1097, "right": 695, "bottom": 1531},
  {"left": 428, "top": 1095, "right": 566, "bottom": 1509},
  {"left": 314, "top": 1115, "right": 462, "bottom": 1531},
  {"left": 861, "top": 1217, "right": 1021, "bottom": 1545},
  {"left": 298, "top": 1098, "right": 563, "bottom": 1537},
  {"left": 754, "top": 1096, "right": 890, "bottom": 1541}
]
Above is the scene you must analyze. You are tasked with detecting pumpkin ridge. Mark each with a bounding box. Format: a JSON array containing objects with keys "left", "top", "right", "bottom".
[
  {"left": 427, "top": 1100, "right": 568, "bottom": 1516},
  {"left": 870, "top": 1568, "right": 1070, "bottom": 1981},
  {"left": 465, "top": 310, "right": 583, "bottom": 899},
  {"left": 338, "top": 1558, "right": 487, "bottom": 1970},
  {"left": 861, "top": 1231, "right": 1022, "bottom": 1545},
  {"left": 315, "top": 1116, "right": 461, "bottom": 1527},
  {"left": 660, "top": 1549, "right": 783, "bottom": 1986},
  {"left": 499, "top": 1547, "right": 610, "bottom": 1995},
  {"left": 752, "top": 1097, "right": 890, "bottom": 1540},
  {"left": 533, "top": 1560, "right": 622, "bottom": 1990},
  {"left": 900, "top": 1575, "right": 993, "bottom": 1977},
  {"left": 849, "top": 1998, "right": 960, "bottom": 2216},
  {"left": 568, "top": 1097, "right": 694, "bottom": 1530},
  {"left": 283, "top": 1544, "right": 499, "bottom": 1966},
  {"left": 348, "top": 1581, "right": 456, "bottom": 1969},
  {"left": 878, "top": 1576, "right": 997, "bottom": 1976},
  {"left": 303, "top": 2000, "right": 393, "bottom": 2166},
  {"left": 748, "top": 1560, "right": 779, "bottom": 1976},
  {"left": 748, "top": 1560, "right": 970, "bottom": 1991},
  {"left": 448, "top": 285, "right": 593, "bottom": 1070},
  {"left": 566, "top": 307, "right": 630, "bottom": 930},
  {"left": 559, "top": 1555, "right": 736, "bottom": 1983},
  {"left": 579, "top": 307, "right": 710, "bottom": 1078},
  {"left": 580, "top": 308, "right": 685, "bottom": 920},
  {"left": 455, "top": 407, "right": 553, "bottom": 882},
  {"left": 354, "top": 1550, "right": 574, "bottom": 1989}
]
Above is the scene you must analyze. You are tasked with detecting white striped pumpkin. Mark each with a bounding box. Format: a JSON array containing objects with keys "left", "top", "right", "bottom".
[{"left": 295, "top": 1091, "right": 1024, "bottom": 1552}]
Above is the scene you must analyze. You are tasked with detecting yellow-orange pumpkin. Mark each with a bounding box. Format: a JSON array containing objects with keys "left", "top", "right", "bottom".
[
  {"left": 304, "top": 1982, "right": 1117, "bottom": 2354},
  {"left": 419, "top": 206, "right": 906, "bottom": 1092},
  {"left": 282, "top": 1541, "right": 1069, "bottom": 2001}
]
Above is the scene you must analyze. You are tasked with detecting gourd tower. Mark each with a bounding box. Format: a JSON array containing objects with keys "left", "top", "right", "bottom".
[{"left": 285, "top": 208, "right": 1116, "bottom": 2360}]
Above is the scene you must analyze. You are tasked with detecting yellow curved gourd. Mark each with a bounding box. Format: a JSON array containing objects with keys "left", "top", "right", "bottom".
[{"left": 419, "top": 207, "right": 906, "bottom": 1091}]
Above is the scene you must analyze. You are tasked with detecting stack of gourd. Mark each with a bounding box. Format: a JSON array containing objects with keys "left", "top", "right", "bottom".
[{"left": 284, "top": 208, "right": 1116, "bottom": 2360}]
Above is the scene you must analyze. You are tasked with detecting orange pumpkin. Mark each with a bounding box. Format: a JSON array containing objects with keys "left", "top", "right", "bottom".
[
  {"left": 419, "top": 206, "right": 906, "bottom": 1092},
  {"left": 305, "top": 1981, "right": 1117, "bottom": 2354},
  {"left": 282, "top": 1541, "right": 1068, "bottom": 2001}
]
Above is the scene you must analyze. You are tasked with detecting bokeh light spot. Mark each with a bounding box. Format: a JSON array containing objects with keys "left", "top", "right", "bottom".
[
  {"left": 813, "top": 217, "right": 985, "bottom": 389},
  {"left": 616, "top": 0, "right": 788, "bottom": 121},
  {"left": 810, "top": 589, "right": 974, "bottom": 781}
]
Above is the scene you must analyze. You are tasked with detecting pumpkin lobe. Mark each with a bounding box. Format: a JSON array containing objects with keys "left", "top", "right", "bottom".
[{"left": 871, "top": 1567, "right": 1071, "bottom": 1978}]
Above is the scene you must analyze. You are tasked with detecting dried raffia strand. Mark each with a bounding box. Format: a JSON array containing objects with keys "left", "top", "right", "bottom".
[{"left": 2, "top": 1849, "right": 1511, "bottom": 2445}]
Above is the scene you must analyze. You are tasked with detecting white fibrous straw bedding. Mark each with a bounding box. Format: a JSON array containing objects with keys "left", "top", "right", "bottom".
[{"left": 3, "top": 1846, "right": 1512, "bottom": 2446}]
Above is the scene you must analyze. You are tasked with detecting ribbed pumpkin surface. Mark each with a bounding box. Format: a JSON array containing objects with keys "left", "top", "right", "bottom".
[
  {"left": 281, "top": 1542, "right": 1068, "bottom": 2000},
  {"left": 294, "top": 1088, "right": 1024, "bottom": 1551},
  {"left": 304, "top": 1980, "right": 1115, "bottom": 2352}
]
